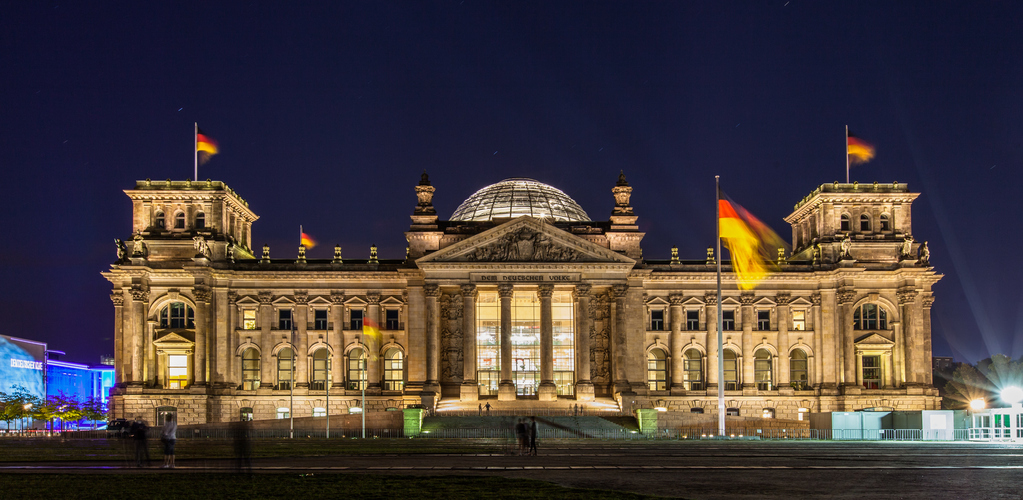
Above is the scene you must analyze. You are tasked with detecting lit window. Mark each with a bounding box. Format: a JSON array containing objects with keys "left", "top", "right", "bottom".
[
  {"left": 757, "top": 310, "right": 770, "bottom": 331},
  {"left": 310, "top": 349, "right": 329, "bottom": 390},
  {"left": 686, "top": 310, "right": 700, "bottom": 331},
  {"left": 160, "top": 302, "right": 194, "bottom": 329},
  {"left": 690, "top": 407, "right": 704, "bottom": 414},
  {"left": 862, "top": 355, "right": 882, "bottom": 389},
  {"left": 797, "top": 408, "right": 808, "bottom": 421},
  {"left": 860, "top": 214, "right": 871, "bottom": 232},
  {"left": 241, "top": 348, "right": 260, "bottom": 391},
  {"left": 174, "top": 212, "right": 185, "bottom": 229},
  {"left": 240, "top": 407, "right": 254, "bottom": 421},
  {"left": 723, "top": 350, "right": 738, "bottom": 390},
  {"left": 243, "top": 310, "right": 257, "bottom": 330},
  {"left": 277, "top": 348, "right": 294, "bottom": 390},
  {"left": 726, "top": 407, "right": 740, "bottom": 416},
  {"left": 313, "top": 407, "right": 326, "bottom": 417},
  {"left": 278, "top": 309, "right": 292, "bottom": 330},
  {"left": 168, "top": 354, "right": 188, "bottom": 389},
  {"left": 647, "top": 349, "right": 667, "bottom": 391},
  {"left": 840, "top": 214, "right": 851, "bottom": 232},
  {"left": 789, "top": 349, "right": 808, "bottom": 390},
  {"left": 384, "top": 348, "right": 404, "bottom": 391},
  {"left": 754, "top": 349, "right": 773, "bottom": 390},
  {"left": 722, "top": 310, "right": 735, "bottom": 331},
  {"left": 349, "top": 309, "right": 363, "bottom": 330},
  {"left": 879, "top": 214, "right": 890, "bottom": 231},
  {"left": 195, "top": 212, "right": 205, "bottom": 230},
  {"left": 276, "top": 407, "right": 289, "bottom": 419},
  {"left": 386, "top": 309, "right": 400, "bottom": 330},
  {"left": 154, "top": 211, "right": 165, "bottom": 229},
  {"left": 791, "top": 310, "right": 806, "bottom": 331},
  {"left": 684, "top": 349, "right": 703, "bottom": 390},
  {"left": 348, "top": 348, "right": 367, "bottom": 390},
  {"left": 314, "top": 309, "right": 328, "bottom": 330},
  {"left": 762, "top": 408, "right": 776, "bottom": 419},
  {"left": 853, "top": 304, "right": 888, "bottom": 330},
  {"left": 650, "top": 309, "right": 665, "bottom": 331}
]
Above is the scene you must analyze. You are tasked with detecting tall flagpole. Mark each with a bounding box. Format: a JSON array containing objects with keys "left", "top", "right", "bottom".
[
  {"left": 194, "top": 122, "right": 198, "bottom": 181},
  {"left": 715, "top": 176, "right": 725, "bottom": 437},
  {"left": 845, "top": 125, "right": 850, "bottom": 184},
  {"left": 290, "top": 320, "right": 295, "bottom": 439}
]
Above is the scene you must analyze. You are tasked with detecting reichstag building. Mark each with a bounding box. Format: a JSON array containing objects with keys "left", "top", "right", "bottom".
[{"left": 104, "top": 174, "right": 941, "bottom": 424}]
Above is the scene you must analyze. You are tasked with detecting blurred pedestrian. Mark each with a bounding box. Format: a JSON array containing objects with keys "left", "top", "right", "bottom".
[
  {"left": 478, "top": 403, "right": 482, "bottom": 416},
  {"left": 514, "top": 418, "right": 527, "bottom": 455},
  {"left": 528, "top": 416, "right": 538, "bottom": 456},
  {"left": 131, "top": 418, "right": 150, "bottom": 467},
  {"left": 232, "top": 419, "right": 252, "bottom": 473},
  {"left": 485, "top": 402, "right": 492, "bottom": 414},
  {"left": 160, "top": 414, "right": 177, "bottom": 469}
]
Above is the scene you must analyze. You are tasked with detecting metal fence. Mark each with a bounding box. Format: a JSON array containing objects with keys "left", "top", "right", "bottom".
[
  {"left": 63, "top": 428, "right": 405, "bottom": 440},
  {"left": 435, "top": 408, "right": 628, "bottom": 418}
]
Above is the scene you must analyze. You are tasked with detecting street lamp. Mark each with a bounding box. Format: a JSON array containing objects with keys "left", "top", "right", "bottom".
[
  {"left": 1000, "top": 386, "right": 1023, "bottom": 406},
  {"left": 969, "top": 399, "right": 986, "bottom": 411}
]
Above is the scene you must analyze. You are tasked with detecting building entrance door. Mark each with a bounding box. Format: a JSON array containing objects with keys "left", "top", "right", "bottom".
[{"left": 514, "top": 369, "right": 539, "bottom": 396}]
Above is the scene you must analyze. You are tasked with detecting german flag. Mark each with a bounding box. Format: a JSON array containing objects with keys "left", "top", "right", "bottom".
[
  {"left": 300, "top": 232, "right": 316, "bottom": 248},
  {"left": 718, "top": 190, "right": 786, "bottom": 290},
  {"left": 196, "top": 128, "right": 219, "bottom": 165},
  {"left": 847, "top": 131, "right": 875, "bottom": 165}
]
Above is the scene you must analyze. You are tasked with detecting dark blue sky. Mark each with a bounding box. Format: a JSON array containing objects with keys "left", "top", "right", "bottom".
[{"left": 2, "top": 2, "right": 1020, "bottom": 365}]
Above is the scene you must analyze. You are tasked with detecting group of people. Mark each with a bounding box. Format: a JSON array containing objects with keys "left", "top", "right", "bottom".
[
  {"left": 125, "top": 414, "right": 176, "bottom": 468},
  {"left": 514, "top": 416, "right": 538, "bottom": 456}
]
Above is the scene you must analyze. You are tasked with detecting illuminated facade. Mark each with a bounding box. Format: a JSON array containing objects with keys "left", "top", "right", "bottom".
[{"left": 104, "top": 175, "right": 941, "bottom": 424}]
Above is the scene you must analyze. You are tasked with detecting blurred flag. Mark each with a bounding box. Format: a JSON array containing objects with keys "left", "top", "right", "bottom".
[
  {"left": 718, "top": 189, "right": 786, "bottom": 290},
  {"left": 362, "top": 317, "right": 380, "bottom": 339},
  {"left": 847, "top": 131, "right": 875, "bottom": 165},
  {"left": 196, "top": 127, "right": 219, "bottom": 165},
  {"left": 300, "top": 232, "right": 316, "bottom": 248}
]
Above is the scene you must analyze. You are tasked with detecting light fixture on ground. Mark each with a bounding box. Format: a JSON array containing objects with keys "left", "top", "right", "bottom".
[{"left": 970, "top": 398, "right": 986, "bottom": 411}]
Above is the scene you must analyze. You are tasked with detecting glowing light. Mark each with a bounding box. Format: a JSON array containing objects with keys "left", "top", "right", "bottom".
[
  {"left": 350, "top": 407, "right": 363, "bottom": 413},
  {"left": 654, "top": 407, "right": 667, "bottom": 412},
  {"left": 970, "top": 399, "right": 986, "bottom": 411},
  {"left": 1001, "top": 386, "right": 1023, "bottom": 405}
]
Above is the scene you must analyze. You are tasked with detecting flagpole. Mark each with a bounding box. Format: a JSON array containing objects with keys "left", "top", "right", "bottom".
[
  {"left": 290, "top": 321, "right": 295, "bottom": 439},
  {"left": 715, "top": 176, "right": 725, "bottom": 438},
  {"left": 194, "top": 122, "right": 198, "bottom": 181},
  {"left": 845, "top": 125, "right": 850, "bottom": 184}
]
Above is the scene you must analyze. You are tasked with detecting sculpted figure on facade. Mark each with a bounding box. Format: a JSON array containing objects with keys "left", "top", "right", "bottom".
[
  {"left": 193, "top": 236, "right": 211, "bottom": 259},
  {"left": 919, "top": 241, "right": 930, "bottom": 265},
  {"left": 465, "top": 227, "right": 581, "bottom": 262},
  {"left": 901, "top": 235, "right": 913, "bottom": 259},
  {"left": 132, "top": 232, "right": 146, "bottom": 258},
  {"left": 115, "top": 238, "right": 127, "bottom": 262},
  {"left": 841, "top": 235, "right": 851, "bottom": 259}
]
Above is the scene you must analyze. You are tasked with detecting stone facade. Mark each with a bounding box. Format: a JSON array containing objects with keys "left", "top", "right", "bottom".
[{"left": 104, "top": 175, "right": 941, "bottom": 424}]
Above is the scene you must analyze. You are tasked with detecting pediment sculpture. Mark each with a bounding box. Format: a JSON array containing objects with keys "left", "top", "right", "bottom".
[{"left": 464, "top": 227, "right": 582, "bottom": 262}]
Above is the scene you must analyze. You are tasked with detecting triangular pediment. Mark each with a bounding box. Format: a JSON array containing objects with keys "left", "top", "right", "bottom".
[
  {"left": 154, "top": 331, "right": 194, "bottom": 346},
  {"left": 855, "top": 332, "right": 894, "bottom": 345},
  {"left": 417, "top": 216, "right": 635, "bottom": 265}
]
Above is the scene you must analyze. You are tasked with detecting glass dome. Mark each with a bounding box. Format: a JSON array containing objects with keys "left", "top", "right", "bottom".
[{"left": 450, "top": 178, "right": 591, "bottom": 222}]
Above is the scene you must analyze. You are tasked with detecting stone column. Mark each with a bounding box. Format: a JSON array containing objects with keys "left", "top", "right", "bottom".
[
  {"left": 110, "top": 293, "right": 125, "bottom": 385},
  {"left": 838, "top": 291, "right": 857, "bottom": 389},
  {"left": 818, "top": 290, "right": 838, "bottom": 389},
  {"left": 460, "top": 284, "right": 478, "bottom": 401},
  {"left": 740, "top": 292, "right": 755, "bottom": 390},
  {"left": 145, "top": 320, "right": 156, "bottom": 386},
  {"left": 537, "top": 284, "right": 557, "bottom": 401},
  {"left": 855, "top": 351, "right": 863, "bottom": 387},
  {"left": 329, "top": 291, "right": 345, "bottom": 389},
  {"left": 258, "top": 291, "right": 274, "bottom": 388},
  {"left": 811, "top": 293, "right": 823, "bottom": 388},
  {"left": 669, "top": 294, "right": 684, "bottom": 392},
  {"left": 922, "top": 294, "right": 935, "bottom": 386},
  {"left": 885, "top": 351, "right": 895, "bottom": 388},
  {"left": 611, "top": 284, "right": 631, "bottom": 394},
  {"left": 366, "top": 292, "right": 382, "bottom": 392},
  {"left": 295, "top": 291, "right": 310, "bottom": 388},
  {"left": 129, "top": 287, "right": 148, "bottom": 385},
  {"left": 704, "top": 293, "right": 719, "bottom": 390},
  {"left": 193, "top": 285, "right": 212, "bottom": 387},
  {"left": 222, "top": 291, "right": 236, "bottom": 387},
  {"left": 776, "top": 293, "right": 791, "bottom": 387},
  {"left": 498, "top": 284, "right": 516, "bottom": 400},
  {"left": 574, "top": 284, "right": 594, "bottom": 401},
  {"left": 424, "top": 284, "right": 441, "bottom": 392},
  {"left": 899, "top": 289, "right": 922, "bottom": 385}
]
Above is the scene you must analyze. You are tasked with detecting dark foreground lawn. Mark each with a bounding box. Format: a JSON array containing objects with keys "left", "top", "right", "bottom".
[{"left": 0, "top": 473, "right": 661, "bottom": 500}]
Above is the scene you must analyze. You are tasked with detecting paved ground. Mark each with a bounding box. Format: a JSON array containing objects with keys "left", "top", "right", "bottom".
[{"left": 3, "top": 440, "right": 1023, "bottom": 499}]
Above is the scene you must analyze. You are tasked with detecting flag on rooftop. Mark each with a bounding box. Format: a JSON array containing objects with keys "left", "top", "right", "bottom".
[
  {"left": 196, "top": 127, "right": 219, "bottom": 165},
  {"left": 847, "top": 130, "right": 875, "bottom": 165},
  {"left": 300, "top": 231, "right": 316, "bottom": 248},
  {"left": 718, "top": 189, "right": 786, "bottom": 290}
]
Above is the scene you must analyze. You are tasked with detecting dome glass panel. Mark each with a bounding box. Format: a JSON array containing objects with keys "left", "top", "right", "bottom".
[{"left": 450, "top": 178, "right": 591, "bottom": 222}]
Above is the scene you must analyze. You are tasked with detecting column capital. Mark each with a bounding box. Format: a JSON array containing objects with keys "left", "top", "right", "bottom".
[
  {"left": 294, "top": 290, "right": 309, "bottom": 305},
  {"left": 921, "top": 294, "right": 934, "bottom": 308},
  {"left": 668, "top": 293, "right": 684, "bottom": 306},
  {"left": 424, "top": 284, "right": 441, "bottom": 297},
  {"left": 775, "top": 293, "right": 791, "bottom": 306},
  {"left": 838, "top": 289, "right": 857, "bottom": 305},
  {"left": 811, "top": 292, "right": 822, "bottom": 306},
  {"left": 611, "top": 283, "right": 629, "bottom": 299},
  {"left": 460, "top": 283, "right": 477, "bottom": 297},
  {"left": 897, "top": 288, "right": 919, "bottom": 305},
  {"left": 366, "top": 291, "right": 381, "bottom": 304},
  {"left": 330, "top": 290, "right": 346, "bottom": 304},
  {"left": 739, "top": 292, "right": 756, "bottom": 306},
  {"left": 573, "top": 283, "right": 592, "bottom": 298},
  {"left": 130, "top": 286, "right": 149, "bottom": 302},
  {"left": 193, "top": 285, "right": 212, "bottom": 303},
  {"left": 537, "top": 284, "right": 555, "bottom": 298},
  {"left": 110, "top": 292, "right": 124, "bottom": 307},
  {"left": 258, "top": 291, "right": 273, "bottom": 305},
  {"left": 227, "top": 291, "right": 239, "bottom": 304},
  {"left": 497, "top": 284, "right": 514, "bottom": 298},
  {"left": 704, "top": 292, "right": 717, "bottom": 306}
]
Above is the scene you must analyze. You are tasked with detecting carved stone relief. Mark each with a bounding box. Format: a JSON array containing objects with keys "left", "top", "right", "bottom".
[
  {"left": 463, "top": 227, "right": 582, "bottom": 262},
  {"left": 439, "top": 293, "right": 464, "bottom": 384},
  {"left": 589, "top": 290, "right": 612, "bottom": 385}
]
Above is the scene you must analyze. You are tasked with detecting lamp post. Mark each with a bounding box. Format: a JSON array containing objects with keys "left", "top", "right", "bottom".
[{"left": 290, "top": 319, "right": 295, "bottom": 439}]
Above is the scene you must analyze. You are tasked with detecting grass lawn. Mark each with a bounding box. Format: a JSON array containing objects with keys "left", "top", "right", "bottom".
[{"left": 0, "top": 473, "right": 661, "bottom": 499}]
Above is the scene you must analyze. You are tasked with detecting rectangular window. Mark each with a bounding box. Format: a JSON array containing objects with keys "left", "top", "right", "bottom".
[
  {"left": 862, "top": 355, "right": 882, "bottom": 389},
  {"left": 278, "top": 309, "right": 292, "bottom": 330},
  {"left": 724, "top": 354, "right": 738, "bottom": 391},
  {"left": 476, "top": 292, "right": 500, "bottom": 396},
  {"left": 791, "top": 310, "right": 806, "bottom": 331},
  {"left": 349, "top": 309, "right": 363, "bottom": 330},
  {"left": 168, "top": 354, "right": 188, "bottom": 389},
  {"left": 686, "top": 310, "right": 700, "bottom": 331},
  {"left": 722, "top": 310, "right": 735, "bottom": 331},
  {"left": 757, "top": 310, "right": 771, "bottom": 331},
  {"left": 386, "top": 309, "right": 400, "bottom": 330},
  {"left": 313, "top": 309, "right": 328, "bottom": 330},
  {"left": 650, "top": 309, "right": 664, "bottom": 331},
  {"left": 243, "top": 310, "right": 257, "bottom": 330}
]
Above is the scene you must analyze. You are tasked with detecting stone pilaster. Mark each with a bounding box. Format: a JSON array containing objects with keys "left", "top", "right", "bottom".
[
  {"left": 366, "top": 292, "right": 382, "bottom": 392},
  {"left": 497, "top": 284, "right": 516, "bottom": 401},
  {"left": 740, "top": 292, "right": 755, "bottom": 390},
  {"left": 776, "top": 293, "right": 791, "bottom": 386},
  {"left": 424, "top": 284, "right": 441, "bottom": 393},
  {"left": 704, "top": 293, "right": 719, "bottom": 390},
  {"left": 294, "top": 291, "right": 310, "bottom": 388},
  {"left": 129, "top": 286, "right": 148, "bottom": 385},
  {"left": 668, "top": 294, "right": 684, "bottom": 393},
  {"left": 574, "top": 284, "right": 594, "bottom": 401},
  {"left": 193, "top": 284, "right": 212, "bottom": 387},
  {"left": 258, "top": 291, "right": 274, "bottom": 388},
  {"left": 460, "top": 284, "right": 478, "bottom": 401},
  {"left": 537, "top": 284, "right": 557, "bottom": 401},
  {"left": 329, "top": 291, "right": 345, "bottom": 389},
  {"left": 611, "top": 284, "right": 631, "bottom": 395},
  {"left": 838, "top": 289, "right": 857, "bottom": 390},
  {"left": 811, "top": 293, "right": 824, "bottom": 388}
]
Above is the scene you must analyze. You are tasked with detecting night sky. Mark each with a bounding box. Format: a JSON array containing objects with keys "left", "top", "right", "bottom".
[{"left": 2, "top": 2, "right": 1021, "bottom": 366}]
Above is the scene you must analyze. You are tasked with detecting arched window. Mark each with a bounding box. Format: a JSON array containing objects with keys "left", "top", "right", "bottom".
[
  {"left": 310, "top": 348, "right": 329, "bottom": 390},
  {"left": 789, "top": 349, "right": 808, "bottom": 390},
  {"left": 154, "top": 211, "right": 165, "bottom": 229},
  {"left": 347, "top": 348, "right": 366, "bottom": 390},
  {"left": 879, "top": 214, "right": 890, "bottom": 231},
  {"left": 723, "top": 350, "right": 738, "bottom": 391},
  {"left": 174, "top": 212, "right": 186, "bottom": 229},
  {"left": 646, "top": 349, "right": 667, "bottom": 391},
  {"left": 241, "top": 348, "right": 260, "bottom": 391},
  {"left": 195, "top": 212, "right": 206, "bottom": 230},
  {"left": 684, "top": 349, "right": 703, "bottom": 390},
  {"left": 860, "top": 214, "right": 871, "bottom": 231},
  {"left": 384, "top": 348, "right": 404, "bottom": 391},
  {"left": 754, "top": 349, "right": 773, "bottom": 390},
  {"left": 277, "top": 348, "right": 294, "bottom": 390},
  {"left": 853, "top": 303, "right": 889, "bottom": 330},
  {"left": 840, "top": 214, "right": 851, "bottom": 232},
  {"left": 240, "top": 407, "right": 253, "bottom": 421},
  {"left": 159, "top": 302, "right": 194, "bottom": 329}
]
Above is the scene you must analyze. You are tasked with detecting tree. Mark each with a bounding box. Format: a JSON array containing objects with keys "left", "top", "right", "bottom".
[
  {"left": 943, "top": 363, "right": 995, "bottom": 410},
  {"left": 51, "top": 392, "right": 85, "bottom": 431},
  {"left": 0, "top": 386, "right": 40, "bottom": 433},
  {"left": 81, "top": 396, "right": 108, "bottom": 430}
]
